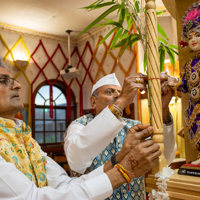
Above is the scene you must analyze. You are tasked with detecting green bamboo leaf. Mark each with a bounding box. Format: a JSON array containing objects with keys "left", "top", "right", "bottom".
[
  {"left": 94, "top": 21, "right": 123, "bottom": 28},
  {"left": 110, "top": 28, "right": 123, "bottom": 49},
  {"left": 98, "top": 27, "right": 117, "bottom": 46},
  {"left": 80, "top": 0, "right": 101, "bottom": 11},
  {"left": 113, "top": 37, "right": 130, "bottom": 49},
  {"left": 164, "top": 46, "right": 175, "bottom": 71},
  {"left": 81, "top": 2, "right": 116, "bottom": 11},
  {"left": 93, "top": 0, "right": 104, "bottom": 8},
  {"left": 104, "top": 18, "right": 123, "bottom": 28},
  {"left": 126, "top": 36, "right": 140, "bottom": 53},
  {"left": 90, "top": 0, "right": 104, "bottom": 8},
  {"left": 125, "top": 9, "right": 130, "bottom": 19},
  {"left": 142, "top": 7, "right": 146, "bottom": 13},
  {"left": 113, "top": 34, "right": 140, "bottom": 49},
  {"left": 157, "top": 23, "right": 168, "bottom": 40},
  {"left": 127, "top": 17, "right": 133, "bottom": 30},
  {"left": 135, "top": 1, "right": 140, "bottom": 13},
  {"left": 156, "top": 11, "right": 164, "bottom": 16},
  {"left": 76, "top": 4, "right": 120, "bottom": 38},
  {"left": 159, "top": 47, "right": 165, "bottom": 72},
  {"left": 158, "top": 36, "right": 168, "bottom": 45},
  {"left": 120, "top": 30, "right": 129, "bottom": 41},
  {"left": 125, "top": 15, "right": 130, "bottom": 21},
  {"left": 117, "top": 6, "right": 121, "bottom": 15},
  {"left": 163, "top": 43, "right": 179, "bottom": 55},
  {"left": 119, "top": 8, "right": 125, "bottom": 25},
  {"left": 119, "top": 43, "right": 130, "bottom": 55},
  {"left": 170, "top": 48, "right": 179, "bottom": 56},
  {"left": 120, "top": 36, "right": 140, "bottom": 53},
  {"left": 130, "top": 35, "right": 140, "bottom": 44},
  {"left": 81, "top": 0, "right": 100, "bottom": 11},
  {"left": 144, "top": 50, "right": 147, "bottom": 72},
  {"left": 168, "top": 44, "right": 178, "bottom": 49}
]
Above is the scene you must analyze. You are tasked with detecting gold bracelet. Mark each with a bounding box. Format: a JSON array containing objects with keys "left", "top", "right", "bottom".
[
  {"left": 108, "top": 103, "right": 123, "bottom": 118},
  {"left": 113, "top": 104, "right": 123, "bottom": 113},
  {"left": 171, "top": 78, "right": 181, "bottom": 91},
  {"left": 170, "top": 78, "right": 181, "bottom": 103}
]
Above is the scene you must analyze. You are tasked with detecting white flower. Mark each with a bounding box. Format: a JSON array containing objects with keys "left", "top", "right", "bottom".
[
  {"left": 148, "top": 193, "right": 153, "bottom": 200},
  {"left": 149, "top": 166, "right": 174, "bottom": 199}
]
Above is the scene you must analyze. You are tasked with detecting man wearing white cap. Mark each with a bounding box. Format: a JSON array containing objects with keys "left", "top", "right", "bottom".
[
  {"left": 64, "top": 73, "right": 176, "bottom": 200},
  {"left": 0, "top": 58, "right": 163, "bottom": 200}
]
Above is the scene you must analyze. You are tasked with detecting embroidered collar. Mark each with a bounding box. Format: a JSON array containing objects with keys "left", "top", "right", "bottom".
[
  {"left": 0, "top": 117, "right": 23, "bottom": 128},
  {"left": 193, "top": 50, "right": 200, "bottom": 59}
]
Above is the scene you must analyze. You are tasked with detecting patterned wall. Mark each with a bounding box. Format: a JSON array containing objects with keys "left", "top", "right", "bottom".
[{"left": 0, "top": 24, "right": 139, "bottom": 127}]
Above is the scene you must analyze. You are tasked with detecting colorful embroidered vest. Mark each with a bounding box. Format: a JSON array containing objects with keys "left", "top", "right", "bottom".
[
  {"left": 73, "top": 114, "right": 146, "bottom": 200},
  {"left": 0, "top": 118, "right": 47, "bottom": 188}
]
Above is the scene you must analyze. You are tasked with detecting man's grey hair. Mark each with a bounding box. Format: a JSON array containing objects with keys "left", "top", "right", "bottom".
[
  {"left": 0, "top": 57, "right": 11, "bottom": 73},
  {"left": 92, "top": 88, "right": 99, "bottom": 98}
]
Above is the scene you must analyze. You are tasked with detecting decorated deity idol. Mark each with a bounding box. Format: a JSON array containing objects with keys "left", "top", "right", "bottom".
[{"left": 168, "top": 1, "right": 200, "bottom": 161}]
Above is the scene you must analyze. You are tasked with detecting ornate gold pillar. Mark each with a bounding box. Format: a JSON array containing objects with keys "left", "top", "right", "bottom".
[{"left": 145, "top": 0, "right": 167, "bottom": 174}]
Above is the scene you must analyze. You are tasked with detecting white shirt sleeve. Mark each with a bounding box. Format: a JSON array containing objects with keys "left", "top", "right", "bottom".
[
  {"left": 64, "top": 107, "right": 126, "bottom": 173},
  {"left": 0, "top": 152, "right": 113, "bottom": 200},
  {"left": 163, "top": 122, "right": 177, "bottom": 166}
]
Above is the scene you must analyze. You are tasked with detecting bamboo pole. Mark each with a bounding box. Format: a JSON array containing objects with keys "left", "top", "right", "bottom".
[{"left": 145, "top": 0, "right": 167, "bottom": 174}]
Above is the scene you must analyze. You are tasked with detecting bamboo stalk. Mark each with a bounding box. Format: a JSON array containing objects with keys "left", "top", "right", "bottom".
[{"left": 145, "top": 0, "right": 167, "bottom": 174}]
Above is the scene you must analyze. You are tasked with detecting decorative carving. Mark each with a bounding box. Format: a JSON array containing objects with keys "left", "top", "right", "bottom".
[{"left": 145, "top": 0, "right": 167, "bottom": 174}]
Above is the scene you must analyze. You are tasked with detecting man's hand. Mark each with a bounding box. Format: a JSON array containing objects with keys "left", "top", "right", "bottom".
[
  {"left": 161, "top": 81, "right": 173, "bottom": 109},
  {"left": 160, "top": 71, "right": 173, "bottom": 109},
  {"left": 120, "top": 139, "right": 161, "bottom": 179},
  {"left": 105, "top": 125, "right": 160, "bottom": 189},
  {"left": 114, "top": 71, "right": 173, "bottom": 123},
  {"left": 114, "top": 73, "right": 148, "bottom": 111},
  {"left": 117, "top": 124, "right": 153, "bottom": 162},
  {"left": 106, "top": 140, "right": 161, "bottom": 190},
  {"left": 160, "top": 71, "right": 174, "bottom": 124},
  {"left": 104, "top": 124, "right": 153, "bottom": 172},
  {"left": 168, "top": 77, "right": 179, "bottom": 87}
]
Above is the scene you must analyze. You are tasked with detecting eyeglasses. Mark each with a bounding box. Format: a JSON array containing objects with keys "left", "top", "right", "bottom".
[{"left": 0, "top": 74, "right": 19, "bottom": 87}]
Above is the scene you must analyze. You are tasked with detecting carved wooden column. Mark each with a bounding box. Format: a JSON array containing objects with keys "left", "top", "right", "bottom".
[{"left": 145, "top": 0, "right": 167, "bottom": 174}]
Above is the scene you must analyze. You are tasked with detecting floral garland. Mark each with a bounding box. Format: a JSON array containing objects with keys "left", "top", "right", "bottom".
[{"left": 148, "top": 166, "right": 174, "bottom": 200}]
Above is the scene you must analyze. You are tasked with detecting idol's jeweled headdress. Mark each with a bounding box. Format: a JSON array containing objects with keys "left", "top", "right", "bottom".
[{"left": 180, "top": 1, "right": 200, "bottom": 48}]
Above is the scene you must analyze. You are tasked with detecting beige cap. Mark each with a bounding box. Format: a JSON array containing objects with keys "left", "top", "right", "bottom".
[{"left": 91, "top": 73, "right": 121, "bottom": 95}]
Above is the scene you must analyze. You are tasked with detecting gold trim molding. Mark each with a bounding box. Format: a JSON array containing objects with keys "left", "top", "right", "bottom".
[{"left": 0, "top": 22, "right": 113, "bottom": 45}]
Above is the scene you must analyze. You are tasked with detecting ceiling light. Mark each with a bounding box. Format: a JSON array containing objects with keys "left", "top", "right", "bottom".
[{"left": 21, "top": 4, "right": 57, "bottom": 22}]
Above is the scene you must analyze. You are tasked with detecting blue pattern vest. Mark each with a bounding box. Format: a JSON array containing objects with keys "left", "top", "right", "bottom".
[{"left": 73, "top": 114, "right": 146, "bottom": 200}]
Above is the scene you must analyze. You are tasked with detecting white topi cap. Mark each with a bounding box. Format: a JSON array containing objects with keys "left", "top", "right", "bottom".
[{"left": 91, "top": 73, "right": 121, "bottom": 95}]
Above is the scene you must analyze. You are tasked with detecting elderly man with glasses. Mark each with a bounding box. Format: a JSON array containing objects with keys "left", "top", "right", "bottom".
[{"left": 0, "top": 57, "right": 162, "bottom": 200}]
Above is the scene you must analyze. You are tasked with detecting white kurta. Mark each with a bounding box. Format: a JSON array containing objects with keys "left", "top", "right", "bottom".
[
  {"left": 64, "top": 107, "right": 177, "bottom": 174},
  {"left": 0, "top": 151, "right": 113, "bottom": 200},
  {"left": 0, "top": 118, "right": 113, "bottom": 200}
]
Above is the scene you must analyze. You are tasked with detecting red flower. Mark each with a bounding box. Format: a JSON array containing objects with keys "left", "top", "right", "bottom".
[{"left": 180, "top": 41, "right": 185, "bottom": 48}]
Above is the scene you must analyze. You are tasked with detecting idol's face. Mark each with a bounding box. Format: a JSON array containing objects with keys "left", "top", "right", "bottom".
[
  {"left": 0, "top": 67, "right": 24, "bottom": 119},
  {"left": 188, "top": 31, "right": 200, "bottom": 52},
  {"left": 91, "top": 85, "right": 122, "bottom": 115}
]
